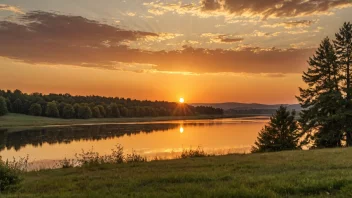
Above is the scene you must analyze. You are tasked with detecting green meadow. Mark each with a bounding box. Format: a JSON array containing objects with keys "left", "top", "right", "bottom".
[{"left": 4, "top": 148, "right": 352, "bottom": 197}]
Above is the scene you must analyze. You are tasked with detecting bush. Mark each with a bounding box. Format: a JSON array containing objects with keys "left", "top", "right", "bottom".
[
  {"left": 181, "top": 147, "right": 208, "bottom": 158},
  {"left": 0, "top": 96, "right": 8, "bottom": 116},
  {"left": 0, "top": 157, "right": 22, "bottom": 192},
  {"left": 45, "top": 102, "right": 59, "bottom": 117},
  {"left": 28, "top": 103, "right": 42, "bottom": 116},
  {"left": 62, "top": 104, "right": 75, "bottom": 119},
  {"left": 126, "top": 150, "right": 147, "bottom": 163}
]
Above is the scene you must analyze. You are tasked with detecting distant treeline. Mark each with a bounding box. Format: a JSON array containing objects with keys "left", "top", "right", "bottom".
[
  {"left": 0, "top": 89, "right": 223, "bottom": 119},
  {"left": 226, "top": 109, "right": 278, "bottom": 115}
]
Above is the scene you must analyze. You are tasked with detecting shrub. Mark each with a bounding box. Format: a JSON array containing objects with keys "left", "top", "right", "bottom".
[
  {"left": 45, "top": 102, "right": 59, "bottom": 117},
  {"left": 126, "top": 150, "right": 147, "bottom": 163},
  {"left": 0, "top": 157, "right": 23, "bottom": 192},
  {"left": 181, "top": 147, "right": 208, "bottom": 158},
  {"left": 0, "top": 96, "right": 8, "bottom": 116},
  {"left": 28, "top": 103, "right": 42, "bottom": 116}
]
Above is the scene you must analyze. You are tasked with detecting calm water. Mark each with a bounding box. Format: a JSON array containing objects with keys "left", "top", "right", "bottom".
[{"left": 0, "top": 117, "right": 268, "bottom": 166}]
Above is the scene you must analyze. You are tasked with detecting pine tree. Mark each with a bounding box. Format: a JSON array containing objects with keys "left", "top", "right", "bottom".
[
  {"left": 297, "top": 37, "right": 344, "bottom": 148},
  {"left": 334, "top": 22, "right": 352, "bottom": 145},
  {"left": 252, "top": 106, "right": 299, "bottom": 153}
]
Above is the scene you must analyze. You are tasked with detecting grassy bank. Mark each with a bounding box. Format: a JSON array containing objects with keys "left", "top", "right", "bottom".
[
  {"left": 0, "top": 113, "right": 267, "bottom": 132},
  {"left": 4, "top": 148, "right": 352, "bottom": 197}
]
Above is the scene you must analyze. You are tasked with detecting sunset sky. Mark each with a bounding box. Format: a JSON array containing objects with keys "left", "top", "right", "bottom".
[{"left": 1, "top": 0, "right": 352, "bottom": 104}]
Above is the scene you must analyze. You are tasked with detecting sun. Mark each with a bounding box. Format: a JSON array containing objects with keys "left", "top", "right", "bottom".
[{"left": 179, "top": 98, "right": 185, "bottom": 103}]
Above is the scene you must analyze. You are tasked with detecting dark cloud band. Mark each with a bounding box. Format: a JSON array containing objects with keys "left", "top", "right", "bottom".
[{"left": 0, "top": 11, "right": 314, "bottom": 74}]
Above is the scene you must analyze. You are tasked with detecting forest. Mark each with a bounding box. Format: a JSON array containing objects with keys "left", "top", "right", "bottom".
[{"left": 0, "top": 89, "right": 223, "bottom": 119}]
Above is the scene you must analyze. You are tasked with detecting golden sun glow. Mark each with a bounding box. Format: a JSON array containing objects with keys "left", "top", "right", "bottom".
[
  {"left": 179, "top": 127, "right": 184, "bottom": 133},
  {"left": 179, "top": 98, "right": 185, "bottom": 103}
]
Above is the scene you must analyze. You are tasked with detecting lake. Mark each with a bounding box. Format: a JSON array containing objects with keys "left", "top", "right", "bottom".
[{"left": 0, "top": 116, "right": 269, "bottom": 168}]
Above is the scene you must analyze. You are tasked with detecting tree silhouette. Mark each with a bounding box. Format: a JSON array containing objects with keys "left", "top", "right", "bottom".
[{"left": 252, "top": 106, "right": 299, "bottom": 153}]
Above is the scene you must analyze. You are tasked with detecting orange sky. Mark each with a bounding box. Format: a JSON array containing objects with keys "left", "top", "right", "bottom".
[{"left": 0, "top": 0, "right": 351, "bottom": 104}]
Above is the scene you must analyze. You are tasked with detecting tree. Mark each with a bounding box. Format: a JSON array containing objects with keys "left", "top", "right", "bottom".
[
  {"left": 0, "top": 96, "right": 8, "bottom": 116},
  {"left": 62, "top": 104, "right": 75, "bottom": 119},
  {"left": 97, "top": 105, "right": 106, "bottom": 118},
  {"left": 92, "top": 106, "right": 102, "bottom": 118},
  {"left": 334, "top": 22, "right": 352, "bottom": 145},
  {"left": 5, "top": 98, "right": 12, "bottom": 112},
  {"left": 252, "top": 106, "right": 300, "bottom": 153},
  {"left": 297, "top": 37, "right": 344, "bottom": 148},
  {"left": 29, "top": 103, "right": 42, "bottom": 116},
  {"left": 57, "top": 102, "right": 67, "bottom": 118},
  {"left": 12, "top": 98, "right": 23, "bottom": 113},
  {"left": 120, "top": 107, "right": 128, "bottom": 117},
  {"left": 109, "top": 103, "right": 120, "bottom": 118},
  {"left": 45, "top": 102, "right": 59, "bottom": 118},
  {"left": 78, "top": 104, "right": 92, "bottom": 119},
  {"left": 73, "top": 103, "right": 81, "bottom": 118}
]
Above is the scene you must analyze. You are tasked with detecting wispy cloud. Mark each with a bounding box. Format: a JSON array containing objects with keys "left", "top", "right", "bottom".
[
  {"left": 200, "top": 0, "right": 352, "bottom": 19},
  {"left": 0, "top": 4, "right": 24, "bottom": 14},
  {"left": 262, "top": 20, "right": 318, "bottom": 29}
]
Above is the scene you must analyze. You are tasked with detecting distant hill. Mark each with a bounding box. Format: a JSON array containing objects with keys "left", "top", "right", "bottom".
[{"left": 191, "top": 102, "right": 302, "bottom": 113}]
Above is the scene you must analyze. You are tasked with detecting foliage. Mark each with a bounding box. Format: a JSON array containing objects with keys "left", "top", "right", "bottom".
[
  {"left": 45, "top": 102, "right": 59, "bottom": 118},
  {"left": 0, "top": 89, "right": 223, "bottom": 120},
  {"left": 12, "top": 99, "right": 22, "bottom": 114},
  {"left": 77, "top": 104, "right": 92, "bottom": 119},
  {"left": 0, "top": 96, "right": 8, "bottom": 116},
  {"left": 10, "top": 148, "right": 352, "bottom": 197},
  {"left": 96, "top": 105, "right": 106, "bottom": 118},
  {"left": 180, "top": 147, "right": 209, "bottom": 158},
  {"left": 252, "top": 106, "right": 300, "bottom": 153},
  {"left": 28, "top": 103, "right": 42, "bottom": 116},
  {"left": 0, "top": 156, "right": 25, "bottom": 192},
  {"left": 92, "top": 106, "right": 102, "bottom": 118},
  {"left": 125, "top": 150, "right": 147, "bottom": 163},
  {"left": 109, "top": 103, "right": 120, "bottom": 118},
  {"left": 62, "top": 104, "right": 75, "bottom": 119},
  {"left": 298, "top": 23, "right": 352, "bottom": 148},
  {"left": 4, "top": 98, "right": 12, "bottom": 112}
]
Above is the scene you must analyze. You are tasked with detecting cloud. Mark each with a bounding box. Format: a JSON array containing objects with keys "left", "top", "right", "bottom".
[
  {"left": 0, "top": 4, "right": 24, "bottom": 14},
  {"left": 0, "top": 11, "right": 315, "bottom": 74},
  {"left": 200, "top": 0, "right": 352, "bottom": 19},
  {"left": 262, "top": 20, "right": 317, "bottom": 29},
  {"left": 201, "top": 33, "right": 244, "bottom": 43}
]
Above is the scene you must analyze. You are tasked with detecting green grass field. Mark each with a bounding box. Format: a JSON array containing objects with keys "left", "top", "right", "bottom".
[
  {"left": 4, "top": 148, "right": 352, "bottom": 197},
  {"left": 0, "top": 113, "right": 266, "bottom": 132}
]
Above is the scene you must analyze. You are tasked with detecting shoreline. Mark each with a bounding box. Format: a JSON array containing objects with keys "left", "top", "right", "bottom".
[{"left": 0, "top": 113, "right": 270, "bottom": 133}]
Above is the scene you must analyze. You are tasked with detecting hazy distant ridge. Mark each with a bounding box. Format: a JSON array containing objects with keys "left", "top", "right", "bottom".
[{"left": 191, "top": 102, "right": 301, "bottom": 111}]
